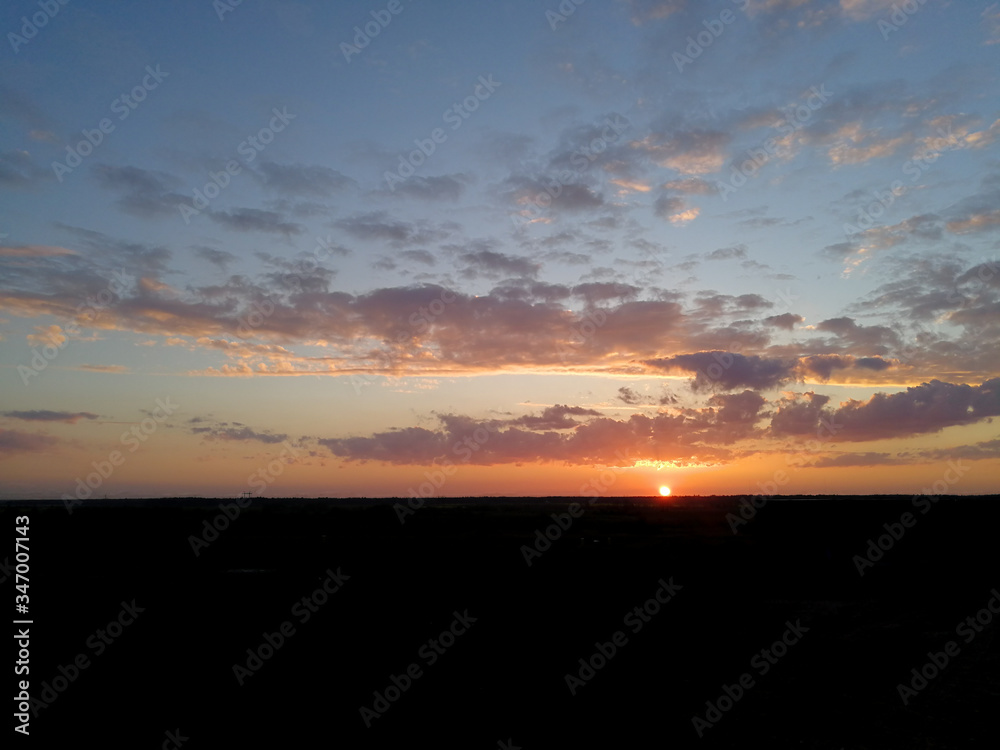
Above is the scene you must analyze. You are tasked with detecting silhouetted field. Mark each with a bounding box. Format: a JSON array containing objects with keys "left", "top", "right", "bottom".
[{"left": 4, "top": 496, "right": 998, "bottom": 747}]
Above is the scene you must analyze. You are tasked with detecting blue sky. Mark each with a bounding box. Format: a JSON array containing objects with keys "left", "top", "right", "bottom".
[{"left": 1, "top": 0, "right": 998, "bottom": 498}]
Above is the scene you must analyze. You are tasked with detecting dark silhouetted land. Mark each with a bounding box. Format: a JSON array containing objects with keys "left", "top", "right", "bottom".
[{"left": 5, "top": 496, "right": 998, "bottom": 747}]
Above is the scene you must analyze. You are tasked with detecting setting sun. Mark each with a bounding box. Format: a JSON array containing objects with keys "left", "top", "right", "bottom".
[{"left": 659, "top": 486, "right": 671, "bottom": 497}]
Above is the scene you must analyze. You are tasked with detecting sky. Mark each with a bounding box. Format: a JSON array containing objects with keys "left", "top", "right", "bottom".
[{"left": 0, "top": 0, "right": 998, "bottom": 500}]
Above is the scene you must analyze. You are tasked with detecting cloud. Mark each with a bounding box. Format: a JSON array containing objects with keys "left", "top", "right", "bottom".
[
  {"left": 706, "top": 389, "right": 767, "bottom": 425},
  {"left": 770, "top": 391, "right": 832, "bottom": 436},
  {"left": 2, "top": 410, "right": 99, "bottom": 423},
  {"left": 505, "top": 176, "right": 605, "bottom": 213},
  {"left": 610, "top": 178, "right": 653, "bottom": 194},
  {"left": 654, "top": 194, "right": 700, "bottom": 224},
  {"left": 571, "top": 282, "right": 640, "bottom": 304},
  {"left": 264, "top": 198, "right": 335, "bottom": 218},
  {"left": 26, "top": 325, "right": 68, "bottom": 348},
  {"left": 207, "top": 208, "right": 302, "bottom": 236},
  {"left": 855, "top": 356, "right": 892, "bottom": 371},
  {"left": 399, "top": 249, "right": 437, "bottom": 266},
  {"left": 617, "top": 386, "right": 643, "bottom": 405},
  {"left": 827, "top": 123, "right": 910, "bottom": 165},
  {"left": 832, "top": 378, "right": 1000, "bottom": 441},
  {"left": 0, "top": 84, "right": 53, "bottom": 134},
  {"left": 645, "top": 352, "right": 795, "bottom": 391},
  {"left": 460, "top": 250, "right": 540, "bottom": 279},
  {"left": 662, "top": 177, "right": 719, "bottom": 195},
  {"left": 946, "top": 209, "right": 1000, "bottom": 235},
  {"left": 334, "top": 211, "right": 454, "bottom": 245},
  {"left": 0, "top": 247, "right": 986, "bottom": 384},
  {"left": 797, "top": 354, "right": 891, "bottom": 380},
  {"left": 800, "top": 354, "right": 852, "bottom": 380},
  {"left": 384, "top": 174, "right": 467, "bottom": 201},
  {"left": 53, "top": 223, "right": 171, "bottom": 276},
  {"left": 92, "top": 164, "right": 188, "bottom": 218},
  {"left": 915, "top": 115, "right": 1000, "bottom": 157},
  {"left": 849, "top": 257, "right": 996, "bottom": 336},
  {"left": 0, "top": 429, "right": 59, "bottom": 455},
  {"left": 77, "top": 364, "right": 130, "bottom": 373},
  {"left": 318, "top": 408, "right": 739, "bottom": 467},
  {"left": 763, "top": 313, "right": 803, "bottom": 330},
  {"left": 319, "top": 425, "right": 450, "bottom": 464},
  {"left": 822, "top": 241, "right": 856, "bottom": 260},
  {"left": 191, "top": 422, "right": 290, "bottom": 444},
  {"left": 622, "top": 0, "right": 687, "bottom": 25},
  {"left": 918, "top": 439, "right": 1000, "bottom": 461},
  {"left": 814, "top": 317, "right": 899, "bottom": 355},
  {"left": 670, "top": 209, "right": 700, "bottom": 226},
  {"left": 773, "top": 379, "right": 1000, "bottom": 441},
  {"left": 631, "top": 130, "right": 730, "bottom": 175},
  {"left": 849, "top": 214, "right": 944, "bottom": 251},
  {"left": 691, "top": 293, "right": 773, "bottom": 317},
  {"left": 809, "top": 452, "right": 906, "bottom": 468},
  {"left": 529, "top": 282, "right": 573, "bottom": 301},
  {"left": 252, "top": 161, "right": 355, "bottom": 197},
  {"left": 707, "top": 245, "right": 748, "bottom": 261},
  {"left": 0, "top": 245, "right": 77, "bottom": 258},
  {"left": 509, "top": 404, "right": 603, "bottom": 430},
  {"left": 0, "top": 149, "right": 51, "bottom": 190},
  {"left": 193, "top": 246, "right": 238, "bottom": 270}
]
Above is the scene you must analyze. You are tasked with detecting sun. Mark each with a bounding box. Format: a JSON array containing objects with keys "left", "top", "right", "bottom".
[{"left": 658, "top": 485, "right": 671, "bottom": 497}]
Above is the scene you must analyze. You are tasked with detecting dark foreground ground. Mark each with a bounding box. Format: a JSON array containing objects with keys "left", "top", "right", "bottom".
[{"left": 2, "top": 495, "right": 998, "bottom": 747}]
